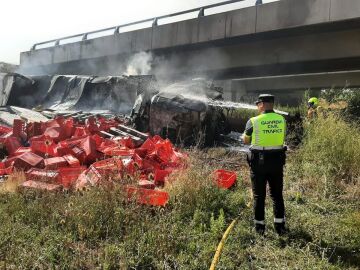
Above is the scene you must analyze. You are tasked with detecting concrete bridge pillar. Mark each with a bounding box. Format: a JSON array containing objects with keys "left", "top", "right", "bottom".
[{"left": 230, "top": 80, "right": 247, "bottom": 102}]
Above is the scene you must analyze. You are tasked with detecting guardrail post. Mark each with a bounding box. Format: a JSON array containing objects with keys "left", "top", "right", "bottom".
[
  {"left": 82, "top": 33, "right": 88, "bottom": 41},
  {"left": 198, "top": 8, "right": 205, "bottom": 18},
  {"left": 114, "top": 26, "right": 120, "bottom": 34},
  {"left": 55, "top": 40, "right": 60, "bottom": 46},
  {"left": 152, "top": 18, "right": 158, "bottom": 27},
  {"left": 31, "top": 44, "right": 37, "bottom": 51}
]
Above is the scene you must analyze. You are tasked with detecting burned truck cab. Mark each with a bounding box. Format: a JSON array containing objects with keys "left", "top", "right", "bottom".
[
  {"left": 132, "top": 79, "right": 230, "bottom": 146},
  {"left": 149, "top": 92, "right": 208, "bottom": 145}
]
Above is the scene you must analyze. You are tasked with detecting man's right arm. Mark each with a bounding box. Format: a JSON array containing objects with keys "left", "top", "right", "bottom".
[{"left": 242, "top": 119, "right": 253, "bottom": 145}]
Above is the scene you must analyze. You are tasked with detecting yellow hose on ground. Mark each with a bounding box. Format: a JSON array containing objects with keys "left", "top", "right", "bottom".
[{"left": 209, "top": 217, "right": 238, "bottom": 270}]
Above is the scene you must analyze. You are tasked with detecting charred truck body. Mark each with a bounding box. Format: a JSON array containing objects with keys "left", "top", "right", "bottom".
[{"left": 132, "top": 80, "right": 230, "bottom": 146}]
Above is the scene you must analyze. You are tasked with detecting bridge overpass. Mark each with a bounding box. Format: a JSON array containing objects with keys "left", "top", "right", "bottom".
[
  {"left": 217, "top": 70, "right": 360, "bottom": 104},
  {"left": 19, "top": 0, "right": 360, "bottom": 92}
]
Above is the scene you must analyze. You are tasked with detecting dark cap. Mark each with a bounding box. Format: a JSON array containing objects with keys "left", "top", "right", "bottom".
[{"left": 255, "top": 94, "right": 275, "bottom": 105}]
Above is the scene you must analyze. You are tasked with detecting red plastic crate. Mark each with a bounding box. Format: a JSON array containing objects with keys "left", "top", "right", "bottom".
[
  {"left": 20, "top": 180, "right": 63, "bottom": 192},
  {"left": 63, "top": 155, "right": 80, "bottom": 167},
  {"left": 91, "top": 158, "right": 123, "bottom": 179},
  {"left": 134, "top": 148, "right": 147, "bottom": 158},
  {"left": 44, "top": 157, "right": 68, "bottom": 170},
  {"left": 132, "top": 153, "right": 143, "bottom": 169},
  {"left": 44, "top": 127, "right": 65, "bottom": 143},
  {"left": 71, "top": 146, "right": 86, "bottom": 164},
  {"left": 119, "top": 137, "right": 135, "bottom": 149},
  {"left": 58, "top": 166, "right": 87, "bottom": 188},
  {"left": 141, "top": 138, "right": 155, "bottom": 152},
  {"left": 214, "top": 169, "right": 237, "bottom": 189},
  {"left": 126, "top": 186, "right": 169, "bottom": 206},
  {"left": 138, "top": 180, "right": 156, "bottom": 190},
  {"left": 142, "top": 158, "right": 161, "bottom": 172},
  {"left": 154, "top": 169, "right": 171, "bottom": 185},
  {"left": 30, "top": 138, "right": 57, "bottom": 157},
  {"left": 13, "top": 147, "right": 32, "bottom": 157},
  {"left": 25, "top": 168, "right": 59, "bottom": 182},
  {"left": 103, "top": 147, "right": 134, "bottom": 157},
  {"left": 0, "top": 162, "right": 13, "bottom": 176},
  {"left": 26, "top": 122, "right": 43, "bottom": 138},
  {"left": 73, "top": 127, "right": 89, "bottom": 137},
  {"left": 78, "top": 136, "right": 98, "bottom": 164},
  {"left": 0, "top": 125, "right": 12, "bottom": 135},
  {"left": 5, "top": 137, "right": 22, "bottom": 155},
  {"left": 13, "top": 119, "right": 26, "bottom": 139},
  {"left": 122, "top": 158, "right": 136, "bottom": 175},
  {"left": 4, "top": 156, "right": 17, "bottom": 168},
  {"left": 13, "top": 152, "right": 44, "bottom": 171},
  {"left": 152, "top": 135, "right": 164, "bottom": 143}
]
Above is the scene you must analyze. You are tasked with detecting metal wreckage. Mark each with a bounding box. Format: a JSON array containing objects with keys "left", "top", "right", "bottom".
[{"left": 0, "top": 73, "right": 288, "bottom": 203}]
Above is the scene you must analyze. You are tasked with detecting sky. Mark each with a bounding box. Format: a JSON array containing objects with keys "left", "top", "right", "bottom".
[{"left": 0, "top": 0, "right": 278, "bottom": 64}]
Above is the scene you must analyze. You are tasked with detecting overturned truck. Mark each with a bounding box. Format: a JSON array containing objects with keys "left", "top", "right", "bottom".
[{"left": 132, "top": 80, "right": 231, "bottom": 146}]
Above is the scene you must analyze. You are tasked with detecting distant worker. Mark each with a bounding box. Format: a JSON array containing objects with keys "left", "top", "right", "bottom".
[
  {"left": 242, "top": 94, "right": 287, "bottom": 235},
  {"left": 307, "top": 97, "right": 320, "bottom": 119},
  {"left": 255, "top": 0, "right": 263, "bottom": 5}
]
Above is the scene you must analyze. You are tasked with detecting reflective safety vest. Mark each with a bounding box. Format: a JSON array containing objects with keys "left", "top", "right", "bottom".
[{"left": 250, "top": 112, "right": 286, "bottom": 150}]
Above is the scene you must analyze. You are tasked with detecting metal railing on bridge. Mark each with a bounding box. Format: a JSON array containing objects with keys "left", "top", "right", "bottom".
[{"left": 31, "top": 0, "right": 249, "bottom": 50}]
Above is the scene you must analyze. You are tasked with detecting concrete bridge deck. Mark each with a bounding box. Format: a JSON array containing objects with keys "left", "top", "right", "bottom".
[{"left": 20, "top": 0, "right": 360, "bottom": 83}]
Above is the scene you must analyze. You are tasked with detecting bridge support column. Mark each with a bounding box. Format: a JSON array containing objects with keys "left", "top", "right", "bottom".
[{"left": 230, "top": 80, "right": 247, "bottom": 102}]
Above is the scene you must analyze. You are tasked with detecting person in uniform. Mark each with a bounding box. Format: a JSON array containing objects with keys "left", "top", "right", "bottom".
[
  {"left": 307, "top": 97, "right": 320, "bottom": 119},
  {"left": 242, "top": 94, "right": 287, "bottom": 235}
]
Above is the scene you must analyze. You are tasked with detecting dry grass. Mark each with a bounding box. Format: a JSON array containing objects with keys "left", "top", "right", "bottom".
[
  {"left": 0, "top": 116, "right": 359, "bottom": 268},
  {"left": 0, "top": 170, "right": 26, "bottom": 193}
]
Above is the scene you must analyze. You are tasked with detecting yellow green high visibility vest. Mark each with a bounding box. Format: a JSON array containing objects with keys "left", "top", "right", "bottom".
[{"left": 250, "top": 112, "right": 286, "bottom": 150}]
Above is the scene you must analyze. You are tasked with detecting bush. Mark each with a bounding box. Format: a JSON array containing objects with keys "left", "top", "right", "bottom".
[
  {"left": 345, "top": 90, "right": 360, "bottom": 120},
  {"left": 321, "top": 88, "right": 360, "bottom": 120}
]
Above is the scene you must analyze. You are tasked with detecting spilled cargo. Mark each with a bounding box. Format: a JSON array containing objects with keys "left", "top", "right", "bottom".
[
  {"left": 0, "top": 73, "right": 253, "bottom": 205},
  {"left": 0, "top": 115, "right": 190, "bottom": 206}
]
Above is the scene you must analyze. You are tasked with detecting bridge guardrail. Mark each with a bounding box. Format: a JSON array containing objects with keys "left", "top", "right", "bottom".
[{"left": 31, "top": 0, "right": 246, "bottom": 50}]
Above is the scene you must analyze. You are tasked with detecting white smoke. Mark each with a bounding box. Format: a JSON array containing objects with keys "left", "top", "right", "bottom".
[{"left": 125, "top": 52, "right": 153, "bottom": 76}]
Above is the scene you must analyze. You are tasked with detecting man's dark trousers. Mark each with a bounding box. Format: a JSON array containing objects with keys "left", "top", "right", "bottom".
[{"left": 249, "top": 151, "right": 286, "bottom": 225}]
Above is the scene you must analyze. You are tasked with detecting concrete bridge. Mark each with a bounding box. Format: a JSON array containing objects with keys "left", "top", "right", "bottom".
[{"left": 20, "top": 0, "right": 360, "bottom": 91}]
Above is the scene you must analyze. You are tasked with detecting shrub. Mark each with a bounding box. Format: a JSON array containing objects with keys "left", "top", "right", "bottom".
[
  {"left": 345, "top": 90, "right": 360, "bottom": 120},
  {"left": 321, "top": 88, "right": 360, "bottom": 120}
]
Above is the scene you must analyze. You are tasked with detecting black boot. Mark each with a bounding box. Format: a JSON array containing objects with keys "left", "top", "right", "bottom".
[
  {"left": 255, "top": 224, "right": 265, "bottom": 235},
  {"left": 274, "top": 223, "right": 288, "bottom": 235}
]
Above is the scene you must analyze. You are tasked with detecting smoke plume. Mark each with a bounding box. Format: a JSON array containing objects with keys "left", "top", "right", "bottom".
[{"left": 124, "top": 52, "right": 153, "bottom": 76}]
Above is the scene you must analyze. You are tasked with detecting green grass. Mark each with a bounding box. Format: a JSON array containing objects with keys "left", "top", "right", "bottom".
[
  {"left": 0, "top": 114, "right": 359, "bottom": 269},
  {"left": 288, "top": 113, "right": 360, "bottom": 198}
]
